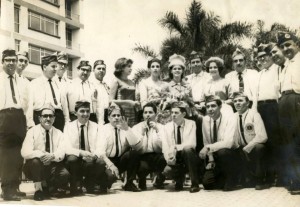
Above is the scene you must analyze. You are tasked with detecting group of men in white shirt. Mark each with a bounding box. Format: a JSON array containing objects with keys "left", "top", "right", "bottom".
[{"left": 1, "top": 30, "right": 300, "bottom": 201}]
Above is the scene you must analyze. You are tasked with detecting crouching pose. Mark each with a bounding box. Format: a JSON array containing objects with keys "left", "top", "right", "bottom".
[
  {"left": 199, "top": 95, "right": 238, "bottom": 191},
  {"left": 163, "top": 102, "right": 201, "bottom": 193},
  {"left": 132, "top": 103, "right": 167, "bottom": 190},
  {"left": 97, "top": 104, "right": 143, "bottom": 193},
  {"left": 21, "top": 104, "right": 69, "bottom": 201},
  {"left": 64, "top": 100, "right": 103, "bottom": 195},
  {"left": 232, "top": 92, "right": 268, "bottom": 190}
]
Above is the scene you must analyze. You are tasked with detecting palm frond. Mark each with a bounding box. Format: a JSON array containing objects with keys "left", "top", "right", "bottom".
[
  {"left": 132, "top": 43, "right": 158, "bottom": 58},
  {"left": 158, "top": 11, "right": 187, "bottom": 36}
]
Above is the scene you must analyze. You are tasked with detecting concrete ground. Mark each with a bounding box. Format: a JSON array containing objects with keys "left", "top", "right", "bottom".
[{"left": 0, "top": 181, "right": 299, "bottom": 207}]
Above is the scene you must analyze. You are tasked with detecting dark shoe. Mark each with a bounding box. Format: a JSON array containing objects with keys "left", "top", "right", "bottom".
[
  {"left": 289, "top": 183, "right": 300, "bottom": 195},
  {"left": 16, "top": 189, "right": 26, "bottom": 197},
  {"left": 255, "top": 184, "right": 269, "bottom": 190},
  {"left": 2, "top": 193, "right": 21, "bottom": 201},
  {"left": 138, "top": 177, "right": 147, "bottom": 191},
  {"left": 51, "top": 188, "right": 67, "bottom": 198},
  {"left": 34, "top": 190, "right": 44, "bottom": 201},
  {"left": 70, "top": 188, "right": 83, "bottom": 196},
  {"left": 223, "top": 184, "right": 239, "bottom": 192},
  {"left": 153, "top": 182, "right": 165, "bottom": 189},
  {"left": 124, "top": 182, "right": 141, "bottom": 192},
  {"left": 175, "top": 183, "right": 183, "bottom": 191},
  {"left": 99, "top": 188, "right": 108, "bottom": 194},
  {"left": 189, "top": 186, "right": 200, "bottom": 193}
]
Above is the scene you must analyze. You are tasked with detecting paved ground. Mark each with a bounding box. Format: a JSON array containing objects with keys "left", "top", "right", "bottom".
[{"left": 0, "top": 181, "right": 299, "bottom": 207}]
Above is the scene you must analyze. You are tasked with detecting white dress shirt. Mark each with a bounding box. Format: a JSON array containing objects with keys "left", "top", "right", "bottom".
[
  {"left": 132, "top": 121, "right": 164, "bottom": 153},
  {"left": 225, "top": 69, "right": 259, "bottom": 101},
  {"left": 27, "top": 75, "right": 69, "bottom": 127},
  {"left": 64, "top": 120, "right": 99, "bottom": 156},
  {"left": 202, "top": 112, "right": 236, "bottom": 153},
  {"left": 92, "top": 80, "right": 110, "bottom": 125},
  {"left": 162, "top": 119, "right": 196, "bottom": 160},
  {"left": 256, "top": 64, "right": 280, "bottom": 101},
  {"left": 66, "top": 78, "right": 96, "bottom": 113},
  {"left": 281, "top": 52, "right": 300, "bottom": 93},
  {"left": 21, "top": 124, "right": 65, "bottom": 162},
  {"left": 186, "top": 71, "right": 210, "bottom": 102},
  {"left": 97, "top": 124, "right": 142, "bottom": 167},
  {"left": 0, "top": 73, "right": 22, "bottom": 109},
  {"left": 233, "top": 109, "right": 267, "bottom": 153}
]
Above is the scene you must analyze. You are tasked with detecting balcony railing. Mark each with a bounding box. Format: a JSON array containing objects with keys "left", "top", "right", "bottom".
[{"left": 65, "top": 10, "right": 80, "bottom": 21}]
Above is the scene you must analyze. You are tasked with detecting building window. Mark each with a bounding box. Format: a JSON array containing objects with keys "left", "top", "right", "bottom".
[
  {"left": 29, "top": 45, "right": 55, "bottom": 65},
  {"left": 42, "top": 0, "right": 60, "bottom": 6},
  {"left": 15, "top": 40, "right": 20, "bottom": 52},
  {"left": 66, "top": 28, "right": 72, "bottom": 48},
  {"left": 14, "top": 5, "right": 20, "bottom": 33},
  {"left": 28, "top": 11, "right": 59, "bottom": 36}
]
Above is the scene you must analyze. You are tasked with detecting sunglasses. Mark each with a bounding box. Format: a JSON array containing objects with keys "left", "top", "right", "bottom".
[
  {"left": 40, "top": 114, "right": 55, "bottom": 118},
  {"left": 4, "top": 58, "right": 17, "bottom": 63},
  {"left": 19, "top": 59, "right": 28, "bottom": 64}
]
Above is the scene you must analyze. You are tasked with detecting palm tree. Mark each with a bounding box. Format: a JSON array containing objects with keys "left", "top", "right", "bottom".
[{"left": 133, "top": 0, "right": 253, "bottom": 75}]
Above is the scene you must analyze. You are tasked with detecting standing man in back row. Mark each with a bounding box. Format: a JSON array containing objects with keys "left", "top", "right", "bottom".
[
  {"left": 225, "top": 48, "right": 258, "bottom": 109},
  {"left": 277, "top": 31, "right": 300, "bottom": 194},
  {"left": 66, "top": 60, "right": 97, "bottom": 123},
  {"left": 27, "top": 54, "right": 69, "bottom": 131},
  {"left": 0, "top": 49, "right": 28, "bottom": 201}
]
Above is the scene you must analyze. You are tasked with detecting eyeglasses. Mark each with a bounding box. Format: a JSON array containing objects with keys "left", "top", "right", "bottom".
[
  {"left": 18, "top": 59, "right": 28, "bottom": 64},
  {"left": 4, "top": 58, "right": 17, "bottom": 63},
  {"left": 41, "top": 114, "right": 55, "bottom": 118},
  {"left": 111, "top": 114, "right": 121, "bottom": 118},
  {"left": 233, "top": 59, "right": 244, "bottom": 63},
  {"left": 80, "top": 68, "right": 91, "bottom": 73}
]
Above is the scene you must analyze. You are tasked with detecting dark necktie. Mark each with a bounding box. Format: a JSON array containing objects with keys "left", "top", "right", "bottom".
[
  {"left": 48, "top": 79, "right": 58, "bottom": 105},
  {"left": 9, "top": 75, "right": 17, "bottom": 104},
  {"left": 58, "top": 77, "right": 62, "bottom": 82},
  {"left": 45, "top": 130, "right": 50, "bottom": 153},
  {"left": 80, "top": 125, "right": 85, "bottom": 150},
  {"left": 177, "top": 126, "right": 182, "bottom": 144},
  {"left": 238, "top": 72, "right": 244, "bottom": 92},
  {"left": 115, "top": 128, "right": 119, "bottom": 157},
  {"left": 239, "top": 115, "right": 247, "bottom": 145},
  {"left": 213, "top": 120, "right": 217, "bottom": 143}
]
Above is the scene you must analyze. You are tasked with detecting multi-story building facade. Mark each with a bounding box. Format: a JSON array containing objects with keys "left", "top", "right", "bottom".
[{"left": 0, "top": 0, "right": 84, "bottom": 79}]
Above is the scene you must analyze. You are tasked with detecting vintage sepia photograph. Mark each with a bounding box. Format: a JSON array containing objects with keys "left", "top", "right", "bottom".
[{"left": 0, "top": 0, "right": 300, "bottom": 206}]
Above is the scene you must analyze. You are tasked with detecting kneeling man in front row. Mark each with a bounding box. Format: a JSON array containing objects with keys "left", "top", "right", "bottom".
[
  {"left": 199, "top": 95, "right": 237, "bottom": 191},
  {"left": 163, "top": 101, "right": 201, "bottom": 193},
  {"left": 97, "top": 104, "right": 143, "bottom": 193},
  {"left": 21, "top": 104, "right": 69, "bottom": 201},
  {"left": 132, "top": 103, "right": 167, "bottom": 190},
  {"left": 64, "top": 100, "right": 103, "bottom": 195},
  {"left": 233, "top": 92, "right": 268, "bottom": 190}
]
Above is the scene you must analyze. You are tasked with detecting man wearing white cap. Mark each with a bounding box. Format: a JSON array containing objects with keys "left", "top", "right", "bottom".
[{"left": 21, "top": 103, "right": 69, "bottom": 201}]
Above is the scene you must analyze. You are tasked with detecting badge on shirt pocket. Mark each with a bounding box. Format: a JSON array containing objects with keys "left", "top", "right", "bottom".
[{"left": 244, "top": 123, "right": 256, "bottom": 138}]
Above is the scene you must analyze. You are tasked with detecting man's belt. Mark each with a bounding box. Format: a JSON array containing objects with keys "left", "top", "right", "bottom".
[
  {"left": 257, "top": 99, "right": 277, "bottom": 104},
  {"left": 0, "top": 107, "right": 22, "bottom": 112},
  {"left": 282, "top": 90, "right": 296, "bottom": 95}
]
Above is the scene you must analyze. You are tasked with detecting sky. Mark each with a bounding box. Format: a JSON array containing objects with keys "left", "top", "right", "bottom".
[{"left": 81, "top": 0, "right": 300, "bottom": 80}]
